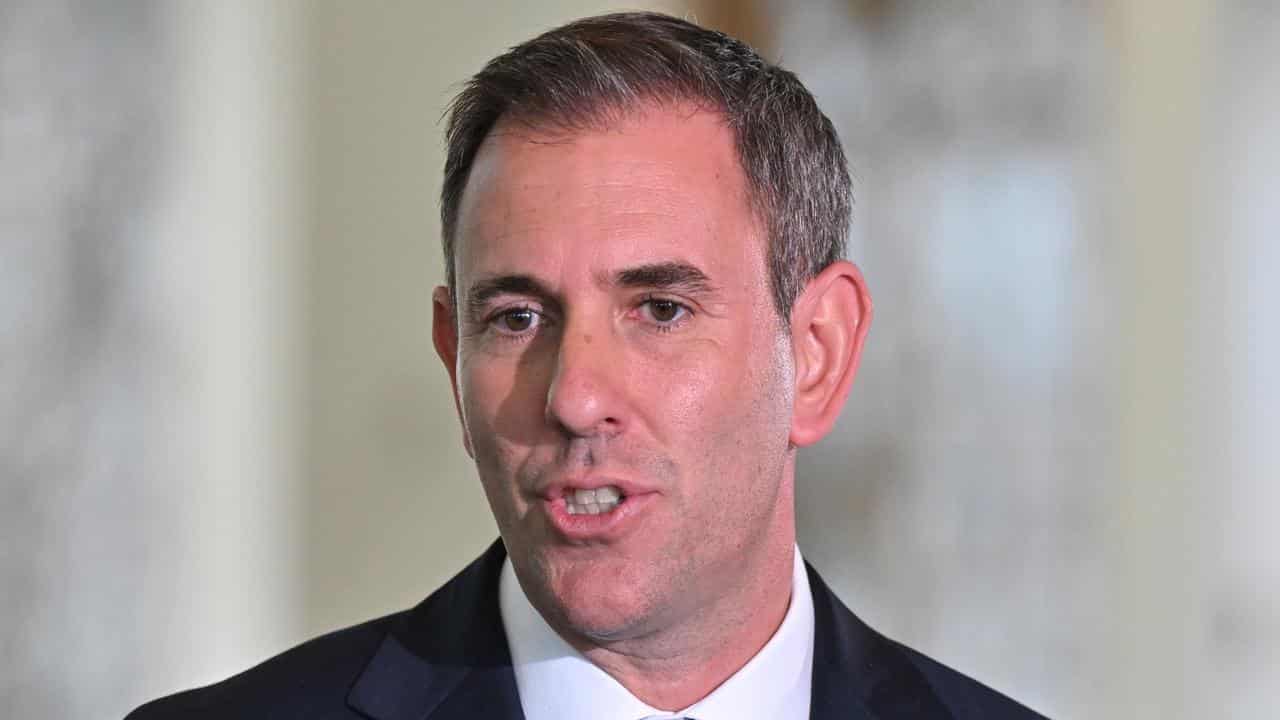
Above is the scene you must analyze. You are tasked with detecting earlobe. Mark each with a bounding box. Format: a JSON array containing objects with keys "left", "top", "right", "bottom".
[
  {"left": 432, "top": 286, "right": 474, "bottom": 458},
  {"left": 788, "top": 261, "right": 872, "bottom": 447}
]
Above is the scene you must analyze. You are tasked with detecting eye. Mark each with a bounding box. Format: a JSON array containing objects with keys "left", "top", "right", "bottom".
[
  {"left": 640, "top": 297, "right": 689, "bottom": 326},
  {"left": 491, "top": 307, "right": 541, "bottom": 334}
]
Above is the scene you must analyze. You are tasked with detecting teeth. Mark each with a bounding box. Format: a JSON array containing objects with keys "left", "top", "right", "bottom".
[{"left": 565, "top": 485, "right": 624, "bottom": 515}]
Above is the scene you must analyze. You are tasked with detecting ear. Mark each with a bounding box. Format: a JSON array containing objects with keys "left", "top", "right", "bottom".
[
  {"left": 432, "top": 286, "right": 474, "bottom": 458},
  {"left": 788, "top": 261, "right": 873, "bottom": 447}
]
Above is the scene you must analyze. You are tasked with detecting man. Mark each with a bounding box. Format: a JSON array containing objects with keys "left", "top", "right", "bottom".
[{"left": 129, "top": 12, "right": 1043, "bottom": 719}]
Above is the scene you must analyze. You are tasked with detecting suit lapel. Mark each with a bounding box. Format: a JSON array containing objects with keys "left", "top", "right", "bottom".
[
  {"left": 347, "top": 539, "right": 525, "bottom": 720},
  {"left": 807, "top": 563, "right": 952, "bottom": 720}
]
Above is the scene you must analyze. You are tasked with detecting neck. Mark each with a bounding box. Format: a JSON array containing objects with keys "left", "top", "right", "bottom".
[{"left": 574, "top": 486, "right": 797, "bottom": 711}]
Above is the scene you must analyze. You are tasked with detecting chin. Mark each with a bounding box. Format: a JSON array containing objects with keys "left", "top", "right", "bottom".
[{"left": 533, "top": 552, "right": 664, "bottom": 643}]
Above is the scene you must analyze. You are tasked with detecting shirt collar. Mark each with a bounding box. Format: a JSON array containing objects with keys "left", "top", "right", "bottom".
[{"left": 499, "top": 546, "right": 814, "bottom": 720}]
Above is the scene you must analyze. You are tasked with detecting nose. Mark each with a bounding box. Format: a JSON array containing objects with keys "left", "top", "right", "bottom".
[{"left": 544, "top": 323, "right": 625, "bottom": 439}]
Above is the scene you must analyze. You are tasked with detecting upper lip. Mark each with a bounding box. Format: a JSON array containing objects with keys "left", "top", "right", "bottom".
[{"left": 537, "top": 476, "right": 654, "bottom": 500}]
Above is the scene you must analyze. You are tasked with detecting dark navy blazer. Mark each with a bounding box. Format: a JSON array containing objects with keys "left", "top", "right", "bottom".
[{"left": 127, "top": 540, "right": 1045, "bottom": 719}]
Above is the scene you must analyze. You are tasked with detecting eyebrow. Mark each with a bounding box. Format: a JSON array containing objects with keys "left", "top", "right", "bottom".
[
  {"left": 465, "top": 274, "right": 558, "bottom": 321},
  {"left": 612, "top": 262, "right": 718, "bottom": 295},
  {"left": 463, "top": 261, "right": 719, "bottom": 320}
]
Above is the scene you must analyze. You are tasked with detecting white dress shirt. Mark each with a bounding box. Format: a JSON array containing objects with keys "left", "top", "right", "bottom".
[{"left": 499, "top": 545, "right": 814, "bottom": 720}]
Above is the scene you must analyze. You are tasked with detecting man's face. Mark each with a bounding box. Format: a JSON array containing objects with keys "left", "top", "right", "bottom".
[{"left": 439, "top": 105, "right": 798, "bottom": 644}]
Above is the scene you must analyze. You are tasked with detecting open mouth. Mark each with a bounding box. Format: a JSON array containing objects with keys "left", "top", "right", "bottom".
[{"left": 563, "top": 485, "right": 625, "bottom": 515}]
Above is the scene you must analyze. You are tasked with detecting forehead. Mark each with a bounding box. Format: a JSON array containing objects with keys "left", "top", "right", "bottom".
[{"left": 453, "top": 104, "right": 765, "bottom": 287}]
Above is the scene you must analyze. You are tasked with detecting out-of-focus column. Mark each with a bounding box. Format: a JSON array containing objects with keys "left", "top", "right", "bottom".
[
  {"left": 138, "top": 0, "right": 307, "bottom": 709},
  {"left": 1103, "top": 0, "right": 1213, "bottom": 716},
  {"left": 1209, "top": 3, "right": 1280, "bottom": 715},
  {"left": 1, "top": 1, "right": 307, "bottom": 717}
]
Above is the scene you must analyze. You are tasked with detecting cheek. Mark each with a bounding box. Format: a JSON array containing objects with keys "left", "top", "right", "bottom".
[
  {"left": 460, "top": 347, "right": 551, "bottom": 439},
  {"left": 643, "top": 336, "right": 778, "bottom": 441},
  {"left": 456, "top": 352, "right": 550, "bottom": 511},
  {"left": 651, "top": 332, "right": 793, "bottom": 492},
  {"left": 456, "top": 355, "right": 546, "bottom": 531},
  {"left": 643, "top": 355, "right": 716, "bottom": 430}
]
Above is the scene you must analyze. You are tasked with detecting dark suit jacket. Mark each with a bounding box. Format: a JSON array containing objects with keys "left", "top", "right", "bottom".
[{"left": 127, "top": 540, "right": 1045, "bottom": 719}]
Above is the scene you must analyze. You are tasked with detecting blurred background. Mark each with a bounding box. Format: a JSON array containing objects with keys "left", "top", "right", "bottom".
[{"left": 3, "top": 1, "right": 1276, "bottom": 717}]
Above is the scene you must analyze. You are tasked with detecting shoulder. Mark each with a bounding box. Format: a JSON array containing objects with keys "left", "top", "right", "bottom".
[
  {"left": 889, "top": 638, "right": 1049, "bottom": 719},
  {"left": 804, "top": 561, "right": 1047, "bottom": 719},
  {"left": 125, "top": 541, "right": 512, "bottom": 720},
  {"left": 124, "top": 610, "right": 406, "bottom": 720}
]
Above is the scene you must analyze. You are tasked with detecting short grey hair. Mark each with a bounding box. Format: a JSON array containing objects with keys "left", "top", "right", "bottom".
[{"left": 440, "top": 11, "right": 851, "bottom": 321}]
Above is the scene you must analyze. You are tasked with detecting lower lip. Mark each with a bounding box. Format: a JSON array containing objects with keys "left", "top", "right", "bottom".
[{"left": 544, "top": 492, "right": 657, "bottom": 541}]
